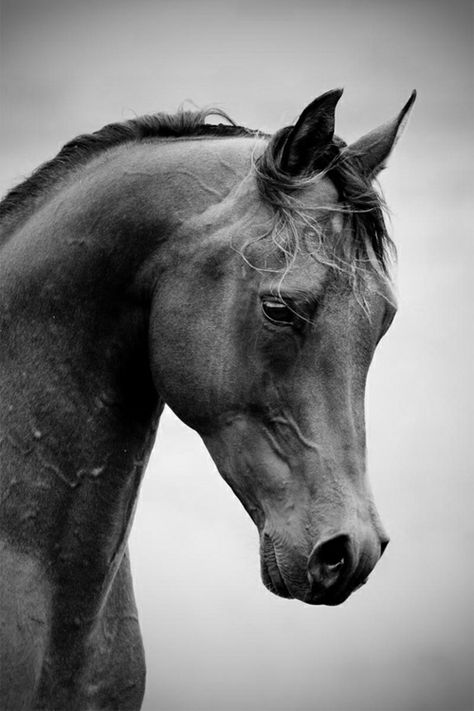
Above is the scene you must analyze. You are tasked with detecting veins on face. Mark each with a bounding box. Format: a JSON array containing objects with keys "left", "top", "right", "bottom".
[{"left": 265, "top": 412, "right": 322, "bottom": 455}]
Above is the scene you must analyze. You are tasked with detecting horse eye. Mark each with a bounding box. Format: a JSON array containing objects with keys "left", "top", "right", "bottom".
[{"left": 261, "top": 298, "right": 296, "bottom": 326}]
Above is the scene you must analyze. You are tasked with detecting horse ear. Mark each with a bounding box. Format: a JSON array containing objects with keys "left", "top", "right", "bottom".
[
  {"left": 279, "top": 89, "right": 344, "bottom": 175},
  {"left": 346, "top": 90, "right": 417, "bottom": 178}
]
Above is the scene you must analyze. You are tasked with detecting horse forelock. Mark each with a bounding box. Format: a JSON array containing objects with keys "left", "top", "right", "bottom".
[{"left": 252, "top": 129, "right": 396, "bottom": 289}]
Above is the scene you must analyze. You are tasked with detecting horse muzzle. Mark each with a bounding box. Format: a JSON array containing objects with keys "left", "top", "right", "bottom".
[
  {"left": 305, "top": 530, "right": 389, "bottom": 605},
  {"left": 261, "top": 528, "right": 389, "bottom": 606}
]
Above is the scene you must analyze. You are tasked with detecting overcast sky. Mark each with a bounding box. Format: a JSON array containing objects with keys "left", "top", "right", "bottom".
[{"left": 1, "top": 1, "right": 472, "bottom": 710}]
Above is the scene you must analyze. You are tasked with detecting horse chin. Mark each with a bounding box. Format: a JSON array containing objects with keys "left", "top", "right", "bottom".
[
  {"left": 261, "top": 533, "right": 294, "bottom": 600},
  {"left": 261, "top": 559, "right": 293, "bottom": 600}
]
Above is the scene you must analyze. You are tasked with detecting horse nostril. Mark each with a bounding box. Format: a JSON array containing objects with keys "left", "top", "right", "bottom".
[
  {"left": 318, "top": 537, "right": 348, "bottom": 569},
  {"left": 307, "top": 534, "right": 351, "bottom": 592}
]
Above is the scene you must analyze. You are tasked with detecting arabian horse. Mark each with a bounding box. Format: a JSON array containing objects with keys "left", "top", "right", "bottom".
[{"left": 0, "top": 89, "right": 415, "bottom": 710}]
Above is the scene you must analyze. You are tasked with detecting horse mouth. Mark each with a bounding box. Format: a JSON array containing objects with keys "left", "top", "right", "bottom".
[{"left": 261, "top": 534, "right": 293, "bottom": 599}]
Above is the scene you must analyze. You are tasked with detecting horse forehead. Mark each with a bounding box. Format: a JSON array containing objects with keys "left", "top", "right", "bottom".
[{"left": 301, "top": 176, "right": 340, "bottom": 207}]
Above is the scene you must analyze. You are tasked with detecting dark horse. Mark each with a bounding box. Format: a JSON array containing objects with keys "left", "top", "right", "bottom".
[{"left": 0, "top": 89, "right": 415, "bottom": 710}]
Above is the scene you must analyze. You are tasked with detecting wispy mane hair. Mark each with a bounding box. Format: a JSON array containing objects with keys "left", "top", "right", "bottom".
[{"left": 253, "top": 126, "right": 395, "bottom": 283}]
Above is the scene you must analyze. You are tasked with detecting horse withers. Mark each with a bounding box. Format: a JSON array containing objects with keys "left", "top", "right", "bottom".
[{"left": 0, "top": 89, "right": 415, "bottom": 710}]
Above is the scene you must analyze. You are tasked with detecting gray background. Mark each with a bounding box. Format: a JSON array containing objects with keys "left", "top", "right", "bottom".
[{"left": 1, "top": 1, "right": 472, "bottom": 710}]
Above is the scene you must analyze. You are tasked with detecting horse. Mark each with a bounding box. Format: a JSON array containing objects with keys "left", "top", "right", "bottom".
[{"left": 0, "top": 88, "right": 415, "bottom": 710}]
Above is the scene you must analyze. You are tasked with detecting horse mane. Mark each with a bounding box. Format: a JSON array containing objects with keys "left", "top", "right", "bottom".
[
  {"left": 0, "top": 108, "right": 393, "bottom": 279},
  {"left": 0, "top": 108, "right": 257, "bottom": 230}
]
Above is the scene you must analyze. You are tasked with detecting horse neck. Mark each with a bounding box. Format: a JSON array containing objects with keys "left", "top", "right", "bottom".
[
  {"left": 1, "top": 279, "right": 159, "bottom": 579},
  {"left": 0, "top": 151, "right": 169, "bottom": 573},
  {"left": 0, "top": 136, "right": 258, "bottom": 575}
]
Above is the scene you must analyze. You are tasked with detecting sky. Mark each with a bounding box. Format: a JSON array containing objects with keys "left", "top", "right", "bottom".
[{"left": 1, "top": 1, "right": 473, "bottom": 710}]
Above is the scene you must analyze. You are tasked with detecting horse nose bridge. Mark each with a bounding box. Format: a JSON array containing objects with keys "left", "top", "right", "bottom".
[{"left": 303, "top": 461, "right": 376, "bottom": 524}]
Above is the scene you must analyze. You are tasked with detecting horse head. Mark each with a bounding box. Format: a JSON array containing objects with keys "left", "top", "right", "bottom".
[{"left": 149, "top": 90, "right": 415, "bottom": 605}]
